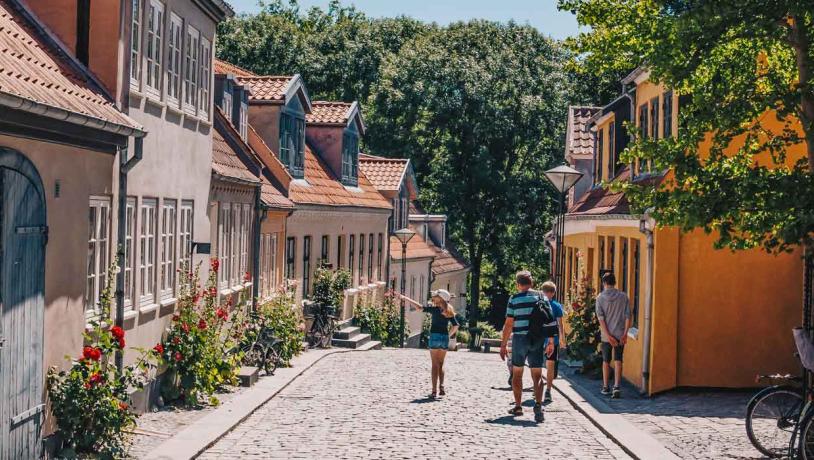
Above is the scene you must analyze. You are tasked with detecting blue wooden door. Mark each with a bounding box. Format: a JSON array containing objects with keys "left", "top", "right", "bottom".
[{"left": 0, "top": 159, "right": 46, "bottom": 459}]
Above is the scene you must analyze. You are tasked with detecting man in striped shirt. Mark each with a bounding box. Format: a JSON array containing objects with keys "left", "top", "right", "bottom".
[{"left": 499, "top": 270, "right": 550, "bottom": 423}]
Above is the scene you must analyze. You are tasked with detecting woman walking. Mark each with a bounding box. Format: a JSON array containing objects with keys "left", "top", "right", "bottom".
[{"left": 398, "top": 289, "right": 459, "bottom": 399}]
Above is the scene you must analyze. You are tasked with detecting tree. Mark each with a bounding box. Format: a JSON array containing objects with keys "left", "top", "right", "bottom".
[
  {"left": 366, "top": 22, "right": 573, "bottom": 327},
  {"left": 560, "top": 0, "right": 814, "bottom": 253}
]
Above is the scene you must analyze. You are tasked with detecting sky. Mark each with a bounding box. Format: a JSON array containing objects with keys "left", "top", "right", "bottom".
[{"left": 227, "top": 0, "right": 581, "bottom": 40}]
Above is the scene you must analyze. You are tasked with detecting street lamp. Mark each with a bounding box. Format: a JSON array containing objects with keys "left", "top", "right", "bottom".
[
  {"left": 393, "top": 227, "right": 415, "bottom": 348},
  {"left": 544, "top": 165, "right": 583, "bottom": 302}
]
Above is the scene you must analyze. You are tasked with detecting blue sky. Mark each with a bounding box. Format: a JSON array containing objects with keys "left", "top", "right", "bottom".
[{"left": 227, "top": 0, "right": 581, "bottom": 40}]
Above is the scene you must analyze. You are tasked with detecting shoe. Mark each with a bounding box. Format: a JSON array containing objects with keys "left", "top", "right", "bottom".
[
  {"left": 428, "top": 392, "right": 437, "bottom": 400},
  {"left": 508, "top": 405, "right": 523, "bottom": 416},
  {"left": 612, "top": 387, "right": 621, "bottom": 399},
  {"left": 600, "top": 386, "right": 611, "bottom": 395},
  {"left": 439, "top": 386, "right": 446, "bottom": 396},
  {"left": 544, "top": 389, "right": 552, "bottom": 403},
  {"left": 533, "top": 403, "right": 545, "bottom": 423}
]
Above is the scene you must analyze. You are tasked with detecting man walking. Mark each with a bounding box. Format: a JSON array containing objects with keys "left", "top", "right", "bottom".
[
  {"left": 499, "top": 271, "right": 553, "bottom": 423},
  {"left": 596, "top": 272, "right": 631, "bottom": 399},
  {"left": 540, "top": 281, "right": 565, "bottom": 403}
]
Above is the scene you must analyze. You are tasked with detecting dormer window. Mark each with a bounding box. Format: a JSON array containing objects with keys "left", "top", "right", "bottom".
[
  {"left": 222, "top": 87, "right": 232, "bottom": 120},
  {"left": 342, "top": 130, "right": 358, "bottom": 186},
  {"left": 280, "top": 111, "right": 305, "bottom": 178},
  {"left": 239, "top": 101, "right": 248, "bottom": 141}
]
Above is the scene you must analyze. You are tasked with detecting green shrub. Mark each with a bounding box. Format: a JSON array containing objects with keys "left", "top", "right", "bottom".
[
  {"left": 311, "top": 266, "right": 351, "bottom": 309},
  {"left": 456, "top": 328, "right": 470, "bottom": 345},
  {"left": 477, "top": 321, "right": 500, "bottom": 339},
  {"left": 354, "top": 290, "right": 407, "bottom": 347},
  {"left": 253, "top": 284, "right": 305, "bottom": 366}
]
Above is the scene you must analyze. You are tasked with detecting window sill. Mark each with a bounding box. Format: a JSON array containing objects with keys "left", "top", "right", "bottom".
[
  {"left": 122, "top": 309, "right": 139, "bottom": 321},
  {"left": 627, "top": 327, "right": 639, "bottom": 340},
  {"left": 85, "top": 320, "right": 109, "bottom": 333},
  {"left": 139, "top": 303, "right": 160, "bottom": 315},
  {"left": 144, "top": 93, "right": 164, "bottom": 110},
  {"left": 159, "top": 297, "right": 177, "bottom": 308},
  {"left": 166, "top": 101, "right": 183, "bottom": 116},
  {"left": 220, "top": 287, "right": 235, "bottom": 296}
]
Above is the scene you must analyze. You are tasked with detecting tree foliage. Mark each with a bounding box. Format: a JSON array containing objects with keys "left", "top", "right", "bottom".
[{"left": 560, "top": 0, "right": 814, "bottom": 252}]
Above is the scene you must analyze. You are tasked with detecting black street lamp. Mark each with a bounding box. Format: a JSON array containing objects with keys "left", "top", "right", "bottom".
[
  {"left": 544, "top": 165, "right": 583, "bottom": 302},
  {"left": 393, "top": 227, "right": 415, "bottom": 348}
]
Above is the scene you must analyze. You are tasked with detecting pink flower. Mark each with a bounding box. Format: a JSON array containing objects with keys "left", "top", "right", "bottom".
[{"left": 210, "top": 259, "right": 220, "bottom": 273}]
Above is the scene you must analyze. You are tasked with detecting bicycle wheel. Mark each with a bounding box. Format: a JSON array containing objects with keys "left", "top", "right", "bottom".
[
  {"left": 264, "top": 347, "right": 281, "bottom": 376},
  {"left": 746, "top": 385, "right": 803, "bottom": 458},
  {"left": 243, "top": 343, "right": 266, "bottom": 370}
]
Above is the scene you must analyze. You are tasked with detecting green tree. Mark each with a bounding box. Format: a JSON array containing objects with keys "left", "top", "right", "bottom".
[
  {"left": 560, "top": 0, "right": 814, "bottom": 252},
  {"left": 366, "top": 22, "right": 573, "bottom": 327}
]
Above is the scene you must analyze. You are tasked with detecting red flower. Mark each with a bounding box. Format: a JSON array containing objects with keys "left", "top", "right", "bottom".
[
  {"left": 110, "top": 326, "right": 125, "bottom": 340},
  {"left": 243, "top": 271, "right": 251, "bottom": 282},
  {"left": 153, "top": 343, "right": 164, "bottom": 354},
  {"left": 198, "top": 319, "right": 207, "bottom": 330},
  {"left": 84, "top": 382, "right": 91, "bottom": 390},
  {"left": 172, "top": 314, "right": 180, "bottom": 322},
  {"left": 118, "top": 401, "right": 129, "bottom": 411},
  {"left": 117, "top": 337, "right": 126, "bottom": 349},
  {"left": 210, "top": 258, "right": 220, "bottom": 273},
  {"left": 216, "top": 308, "right": 228, "bottom": 320},
  {"left": 181, "top": 323, "right": 190, "bottom": 333},
  {"left": 88, "top": 372, "right": 103, "bottom": 386},
  {"left": 208, "top": 287, "right": 217, "bottom": 297},
  {"left": 174, "top": 351, "right": 183, "bottom": 362},
  {"left": 193, "top": 293, "right": 201, "bottom": 304},
  {"left": 82, "top": 346, "right": 93, "bottom": 360},
  {"left": 226, "top": 297, "right": 234, "bottom": 308},
  {"left": 172, "top": 336, "right": 181, "bottom": 345},
  {"left": 82, "top": 346, "right": 102, "bottom": 361}
]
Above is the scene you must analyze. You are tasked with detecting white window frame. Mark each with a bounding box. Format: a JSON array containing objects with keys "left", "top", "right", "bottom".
[
  {"left": 167, "top": 13, "right": 183, "bottom": 105},
  {"left": 86, "top": 197, "right": 111, "bottom": 317},
  {"left": 270, "top": 233, "right": 277, "bottom": 294},
  {"left": 222, "top": 89, "right": 233, "bottom": 122},
  {"left": 144, "top": 0, "right": 164, "bottom": 97},
  {"left": 130, "top": 0, "right": 143, "bottom": 88},
  {"left": 124, "top": 198, "right": 136, "bottom": 308},
  {"left": 159, "top": 199, "right": 177, "bottom": 300},
  {"left": 183, "top": 25, "right": 199, "bottom": 115},
  {"left": 218, "top": 203, "right": 230, "bottom": 289},
  {"left": 178, "top": 200, "right": 193, "bottom": 276},
  {"left": 199, "top": 36, "right": 212, "bottom": 119},
  {"left": 139, "top": 198, "right": 158, "bottom": 306},
  {"left": 239, "top": 102, "right": 248, "bottom": 140},
  {"left": 230, "top": 205, "right": 240, "bottom": 286}
]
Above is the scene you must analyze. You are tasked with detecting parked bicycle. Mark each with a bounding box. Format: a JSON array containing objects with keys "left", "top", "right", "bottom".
[
  {"left": 305, "top": 302, "right": 337, "bottom": 348},
  {"left": 745, "top": 372, "right": 804, "bottom": 458},
  {"left": 240, "top": 318, "right": 284, "bottom": 375}
]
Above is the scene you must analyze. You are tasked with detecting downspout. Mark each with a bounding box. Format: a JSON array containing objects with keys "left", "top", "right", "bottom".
[
  {"left": 251, "top": 184, "right": 265, "bottom": 311},
  {"left": 639, "top": 208, "right": 655, "bottom": 395},
  {"left": 115, "top": 136, "right": 143, "bottom": 372}
]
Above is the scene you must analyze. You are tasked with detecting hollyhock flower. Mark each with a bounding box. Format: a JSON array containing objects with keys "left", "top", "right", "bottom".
[
  {"left": 174, "top": 351, "right": 183, "bottom": 362},
  {"left": 82, "top": 346, "right": 94, "bottom": 360},
  {"left": 172, "top": 336, "right": 181, "bottom": 345},
  {"left": 118, "top": 401, "right": 129, "bottom": 411},
  {"left": 110, "top": 326, "right": 125, "bottom": 340},
  {"left": 89, "top": 347, "right": 101, "bottom": 361},
  {"left": 84, "top": 382, "right": 91, "bottom": 390},
  {"left": 244, "top": 271, "right": 251, "bottom": 282},
  {"left": 89, "top": 373, "right": 103, "bottom": 386},
  {"left": 172, "top": 314, "right": 180, "bottom": 322},
  {"left": 153, "top": 343, "right": 164, "bottom": 354},
  {"left": 181, "top": 323, "right": 190, "bottom": 333},
  {"left": 210, "top": 258, "right": 220, "bottom": 273},
  {"left": 208, "top": 287, "right": 217, "bottom": 297},
  {"left": 198, "top": 319, "right": 207, "bottom": 330},
  {"left": 117, "top": 337, "right": 125, "bottom": 348},
  {"left": 216, "top": 308, "right": 228, "bottom": 320}
]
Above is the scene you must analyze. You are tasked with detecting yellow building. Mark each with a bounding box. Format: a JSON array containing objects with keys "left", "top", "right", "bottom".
[{"left": 559, "top": 68, "right": 803, "bottom": 395}]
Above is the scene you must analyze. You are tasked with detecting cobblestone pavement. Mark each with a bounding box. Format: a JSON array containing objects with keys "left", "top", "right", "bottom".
[
  {"left": 200, "top": 349, "right": 631, "bottom": 459},
  {"left": 562, "top": 366, "right": 766, "bottom": 460}
]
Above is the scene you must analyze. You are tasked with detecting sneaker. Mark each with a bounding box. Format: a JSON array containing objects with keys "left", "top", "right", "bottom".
[
  {"left": 508, "top": 405, "right": 523, "bottom": 416},
  {"left": 533, "top": 403, "right": 545, "bottom": 423},
  {"left": 612, "top": 387, "right": 621, "bottom": 399},
  {"left": 544, "top": 389, "right": 552, "bottom": 403},
  {"left": 600, "top": 386, "right": 611, "bottom": 395}
]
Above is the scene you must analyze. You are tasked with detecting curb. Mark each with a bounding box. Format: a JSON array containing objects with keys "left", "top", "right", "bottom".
[
  {"left": 553, "top": 377, "right": 680, "bottom": 460},
  {"left": 143, "top": 347, "right": 355, "bottom": 460}
]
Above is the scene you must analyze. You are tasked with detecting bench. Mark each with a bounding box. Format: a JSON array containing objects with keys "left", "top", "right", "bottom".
[{"left": 481, "top": 338, "right": 502, "bottom": 353}]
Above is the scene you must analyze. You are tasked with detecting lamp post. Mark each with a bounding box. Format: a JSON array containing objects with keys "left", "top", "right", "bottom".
[
  {"left": 544, "top": 165, "right": 584, "bottom": 302},
  {"left": 393, "top": 228, "right": 415, "bottom": 348}
]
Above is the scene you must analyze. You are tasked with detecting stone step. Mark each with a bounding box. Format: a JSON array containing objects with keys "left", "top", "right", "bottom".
[
  {"left": 357, "top": 340, "right": 382, "bottom": 351},
  {"left": 237, "top": 366, "right": 259, "bottom": 387},
  {"left": 334, "top": 326, "right": 361, "bottom": 340},
  {"left": 331, "top": 332, "right": 371, "bottom": 349}
]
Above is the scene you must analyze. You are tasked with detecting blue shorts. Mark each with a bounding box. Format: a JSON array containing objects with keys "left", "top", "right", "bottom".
[
  {"left": 429, "top": 332, "right": 449, "bottom": 349},
  {"left": 511, "top": 334, "right": 546, "bottom": 368}
]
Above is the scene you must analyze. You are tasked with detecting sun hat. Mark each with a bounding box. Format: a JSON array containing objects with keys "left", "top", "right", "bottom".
[{"left": 430, "top": 289, "right": 451, "bottom": 302}]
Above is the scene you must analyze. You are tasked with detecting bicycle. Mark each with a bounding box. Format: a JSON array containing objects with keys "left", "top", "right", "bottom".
[
  {"left": 241, "top": 320, "right": 284, "bottom": 376},
  {"left": 305, "top": 302, "right": 336, "bottom": 348},
  {"left": 745, "top": 373, "right": 804, "bottom": 458}
]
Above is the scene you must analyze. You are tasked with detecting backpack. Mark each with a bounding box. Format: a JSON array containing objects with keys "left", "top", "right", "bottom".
[{"left": 527, "top": 291, "right": 556, "bottom": 343}]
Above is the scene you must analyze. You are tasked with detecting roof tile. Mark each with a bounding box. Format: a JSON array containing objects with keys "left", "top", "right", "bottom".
[
  {"left": 358, "top": 153, "right": 409, "bottom": 192},
  {"left": 214, "top": 59, "right": 255, "bottom": 77},
  {"left": 566, "top": 106, "right": 601, "bottom": 160},
  {"left": 389, "top": 232, "right": 437, "bottom": 261},
  {"left": 236, "top": 75, "right": 293, "bottom": 102},
  {"left": 306, "top": 101, "right": 352, "bottom": 125}
]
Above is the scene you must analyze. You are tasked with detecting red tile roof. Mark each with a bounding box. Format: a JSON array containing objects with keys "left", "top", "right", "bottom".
[
  {"left": 431, "top": 246, "right": 470, "bottom": 275},
  {"left": 214, "top": 59, "right": 255, "bottom": 77},
  {"left": 212, "top": 110, "right": 260, "bottom": 184},
  {"left": 567, "top": 167, "right": 665, "bottom": 216},
  {"left": 236, "top": 75, "right": 294, "bottom": 102},
  {"left": 0, "top": 0, "right": 141, "bottom": 132},
  {"left": 288, "top": 144, "right": 391, "bottom": 209},
  {"left": 390, "top": 233, "right": 437, "bottom": 261},
  {"left": 358, "top": 153, "right": 409, "bottom": 192},
  {"left": 566, "top": 106, "right": 601, "bottom": 160},
  {"left": 307, "top": 101, "right": 352, "bottom": 125},
  {"left": 261, "top": 178, "right": 294, "bottom": 209}
]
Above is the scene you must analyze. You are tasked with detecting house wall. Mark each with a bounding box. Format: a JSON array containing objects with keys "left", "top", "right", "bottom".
[
  {"left": 391, "top": 257, "right": 433, "bottom": 342},
  {"left": 432, "top": 270, "right": 469, "bottom": 312},
  {"left": 306, "top": 125, "right": 344, "bottom": 180}
]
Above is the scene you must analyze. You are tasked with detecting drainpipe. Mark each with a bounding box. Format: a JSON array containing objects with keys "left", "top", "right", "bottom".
[
  {"left": 638, "top": 208, "right": 655, "bottom": 395},
  {"left": 251, "top": 184, "right": 265, "bottom": 311},
  {"left": 115, "top": 136, "right": 143, "bottom": 372}
]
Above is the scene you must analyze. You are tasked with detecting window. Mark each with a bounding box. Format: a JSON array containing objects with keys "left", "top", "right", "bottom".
[
  {"left": 341, "top": 131, "right": 358, "bottom": 186},
  {"left": 293, "top": 118, "right": 305, "bottom": 177},
  {"left": 321, "top": 235, "right": 329, "bottom": 265},
  {"left": 222, "top": 89, "right": 233, "bottom": 121},
  {"left": 632, "top": 239, "right": 641, "bottom": 328},
  {"left": 377, "top": 233, "right": 383, "bottom": 281},
  {"left": 159, "top": 200, "right": 177, "bottom": 300},
  {"left": 410, "top": 275, "right": 416, "bottom": 299},
  {"left": 391, "top": 198, "right": 399, "bottom": 233},
  {"left": 130, "top": 0, "right": 142, "bottom": 86},
  {"left": 349, "top": 235, "right": 355, "bottom": 282},
  {"left": 144, "top": 0, "right": 163, "bottom": 95},
  {"left": 240, "top": 205, "right": 250, "bottom": 282},
  {"left": 419, "top": 275, "right": 425, "bottom": 302},
  {"left": 302, "top": 236, "right": 311, "bottom": 297},
  {"left": 139, "top": 199, "right": 158, "bottom": 305},
  {"left": 358, "top": 233, "right": 364, "bottom": 282},
  {"left": 124, "top": 199, "right": 136, "bottom": 306},
  {"left": 595, "top": 128, "right": 604, "bottom": 182},
  {"left": 167, "top": 14, "right": 182, "bottom": 102},
  {"left": 179, "top": 201, "right": 193, "bottom": 273},
  {"left": 270, "top": 234, "right": 278, "bottom": 293},
  {"left": 86, "top": 198, "right": 111, "bottom": 314},
  {"left": 279, "top": 113, "right": 292, "bottom": 168},
  {"left": 367, "top": 233, "right": 374, "bottom": 281},
  {"left": 231, "top": 205, "right": 241, "bottom": 285},
  {"left": 663, "top": 90, "right": 673, "bottom": 139},
  {"left": 598, "top": 236, "right": 605, "bottom": 288},
  {"left": 286, "top": 237, "right": 295, "bottom": 279},
  {"left": 608, "top": 237, "right": 616, "bottom": 276},
  {"left": 337, "top": 235, "right": 344, "bottom": 269},
  {"left": 259, "top": 233, "right": 278, "bottom": 297},
  {"left": 620, "top": 237, "right": 629, "bottom": 293},
  {"left": 608, "top": 122, "right": 616, "bottom": 178},
  {"left": 217, "top": 203, "right": 230, "bottom": 288},
  {"left": 239, "top": 102, "right": 248, "bottom": 140},
  {"left": 566, "top": 247, "right": 573, "bottom": 289},
  {"left": 183, "top": 26, "right": 199, "bottom": 112},
  {"left": 259, "top": 234, "right": 267, "bottom": 297},
  {"left": 199, "top": 37, "right": 211, "bottom": 117},
  {"left": 650, "top": 97, "right": 660, "bottom": 141}
]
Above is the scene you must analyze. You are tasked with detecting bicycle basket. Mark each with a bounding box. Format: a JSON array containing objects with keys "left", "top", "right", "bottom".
[{"left": 794, "top": 327, "right": 814, "bottom": 372}]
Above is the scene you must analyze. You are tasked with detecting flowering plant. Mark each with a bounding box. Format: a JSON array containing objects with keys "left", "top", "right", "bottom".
[
  {"left": 354, "top": 289, "right": 407, "bottom": 347},
  {"left": 47, "top": 262, "right": 158, "bottom": 458},
  {"left": 564, "top": 254, "right": 602, "bottom": 374},
  {"left": 241, "top": 281, "right": 305, "bottom": 367},
  {"left": 157, "top": 260, "right": 243, "bottom": 406}
]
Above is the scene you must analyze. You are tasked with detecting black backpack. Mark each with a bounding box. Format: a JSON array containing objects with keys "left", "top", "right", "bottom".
[{"left": 527, "top": 291, "right": 556, "bottom": 342}]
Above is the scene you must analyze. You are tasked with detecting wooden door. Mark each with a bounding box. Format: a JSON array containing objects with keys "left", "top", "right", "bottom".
[{"left": 0, "top": 159, "right": 46, "bottom": 460}]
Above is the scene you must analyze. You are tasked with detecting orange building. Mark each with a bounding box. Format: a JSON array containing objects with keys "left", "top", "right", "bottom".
[{"left": 558, "top": 68, "right": 803, "bottom": 394}]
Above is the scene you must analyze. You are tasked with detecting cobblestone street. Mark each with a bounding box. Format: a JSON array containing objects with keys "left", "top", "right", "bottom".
[{"left": 200, "top": 349, "right": 631, "bottom": 459}]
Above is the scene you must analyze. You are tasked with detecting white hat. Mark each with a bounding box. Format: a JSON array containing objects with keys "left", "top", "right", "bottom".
[{"left": 431, "top": 289, "right": 451, "bottom": 302}]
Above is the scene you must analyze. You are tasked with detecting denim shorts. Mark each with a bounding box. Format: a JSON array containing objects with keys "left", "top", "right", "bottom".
[
  {"left": 428, "top": 332, "right": 450, "bottom": 349},
  {"left": 511, "top": 334, "right": 546, "bottom": 368}
]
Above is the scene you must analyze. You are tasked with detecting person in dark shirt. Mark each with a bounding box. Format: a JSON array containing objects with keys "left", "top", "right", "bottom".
[{"left": 399, "top": 289, "right": 460, "bottom": 399}]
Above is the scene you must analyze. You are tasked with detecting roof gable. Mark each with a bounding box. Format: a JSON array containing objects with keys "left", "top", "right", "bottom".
[
  {"left": 358, "top": 153, "right": 416, "bottom": 197},
  {"left": 307, "top": 101, "right": 365, "bottom": 134},
  {"left": 565, "top": 106, "right": 600, "bottom": 162},
  {"left": 237, "top": 74, "right": 312, "bottom": 113}
]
